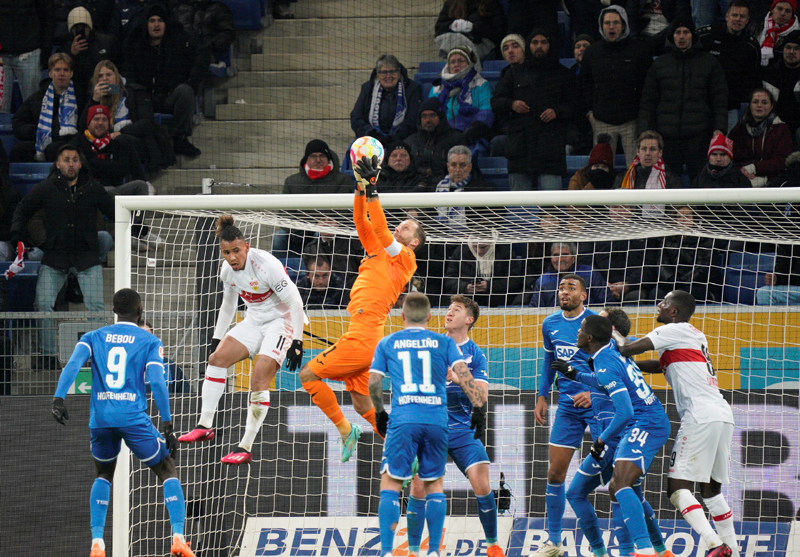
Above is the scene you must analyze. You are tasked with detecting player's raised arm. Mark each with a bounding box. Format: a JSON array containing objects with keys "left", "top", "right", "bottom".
[{"left": 612, "top": 329, "right": 654, "bottom": 358}]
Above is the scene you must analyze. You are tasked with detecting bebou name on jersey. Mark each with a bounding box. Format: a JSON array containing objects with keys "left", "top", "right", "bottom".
[
  {"left": 392, "top": 338, "right": 440, "bottom": 349},
  {"left": 105, "top": 333, "right": 136, "bottom": 344}
]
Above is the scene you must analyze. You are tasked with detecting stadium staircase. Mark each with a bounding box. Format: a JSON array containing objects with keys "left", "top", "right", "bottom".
[{"left": 152, "top": 0, "right": 440, "bottom": 195}]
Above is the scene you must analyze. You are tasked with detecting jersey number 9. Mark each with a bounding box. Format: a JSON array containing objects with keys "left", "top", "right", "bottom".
[{"left": 106, "top": 346, "right": 128, "bottom": 389}]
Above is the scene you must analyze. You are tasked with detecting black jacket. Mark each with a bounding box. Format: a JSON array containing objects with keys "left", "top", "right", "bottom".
[
  {"left": 693, "top": 163, "right": 752, "bottom": 188},
  {"left": 297, "top": 272, "right": 348, "bottom": 309},
  {"left": 121, "top": 4, "right": 210, "bottom": 99},
  {"left": 71, "top": 132, "right": 147, "bottom": 187},
  {"left": 763, "top": 59, "right": 800, "bottom": 133},
  {"left": 491, "top": 55, "right": 575, "bottom": 175},
  {"left": 303, "top": 236, "right": 363, "bottom": 289},
  {"left": 60, "top": 31, "right": 116, "bottom": 95},
  {"left": 0, "top": 0, "right": 54, "bottom": 58},
  {"left": 405, "top": 117, "right": 462, "bottom": 184},
  {"left": 170, "top": 0, "right": 235, "bottom": 58},
  {"left": 10, "top": 167, "right": 115, "bottom": 272},
  {"left": 646, "top": 234, "right": 713, "bottom": 290},
  {"left": 638, "top": 41, "right": 729, "bottom": 139},
  {"left": 442, "top": 243, "right": 523, "bottom": 308},
  {"left": 696, "top": 22, "right": 761, "bottom": 109},
  {"left": 12, "top": 80, "right": 87, "bottom": 142},
  {"left": 377, "top": 166, "right": 429, "bottom": 194},
  {"left": 434, "top": 0, "right": 508, "bottom": 48},
  {"left": 612, "top": 164, "right": 683, "bottom": 188},
  {"left": 350, "top": 64, "right": 423, "bottom": 142},
  {"left": 580, "top": 35, "right": 655, "bottom": 125}
]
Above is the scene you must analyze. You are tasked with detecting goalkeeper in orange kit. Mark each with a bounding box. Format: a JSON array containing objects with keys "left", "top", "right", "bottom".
[{"left": 298, "top": 154, "right": 426, "bottom": 463}]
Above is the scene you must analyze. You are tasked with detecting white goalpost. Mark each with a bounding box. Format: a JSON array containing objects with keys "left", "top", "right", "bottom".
[{"left": 112, "top": 187, "right": 800, "bottom": 557}]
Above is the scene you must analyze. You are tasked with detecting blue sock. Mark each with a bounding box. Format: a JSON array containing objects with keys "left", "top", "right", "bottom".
[
  {"left": 425, "top": 493, "right": 447, "bottom": 557},
  {"left": 90, "top": 478, "right": 112, "bottom": 540},
  {"left": 476, "top": 493, "right": 498, "bottom": 544},
  {"left": 546, "top": 482, "right": 566, "bottom": 545},
  {"left": 379, "top": 490, "right": 401, "bottom": 556},
  {"left": 567, "top": 474, "right": 605, "bottom": 556},
  {"left": 615, "top": 487, "right": 653, "bottom": 551},
  {"left": 612, "top": 501, "right": 635, "bottom": 556},
  {"left": 163, "top": 478, "right": 186, "bottom": 536},
  {"left": 633, "top": 484, "right": 666, "bottom": 553},
  {"left": 406, "top": 496, "right": 427, "bottom": 552}
]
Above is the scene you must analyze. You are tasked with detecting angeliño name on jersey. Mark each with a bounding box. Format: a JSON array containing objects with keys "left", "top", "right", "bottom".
[{"left": 393, "top": 338, "right": 440, "bottom": 349}]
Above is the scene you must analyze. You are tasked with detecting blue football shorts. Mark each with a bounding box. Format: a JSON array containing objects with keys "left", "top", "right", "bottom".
[
  {"left": 549, "top": 403, "right": 600, "bottom": 449},
  {"left": 91, "top": 420, "right": 169, "bottom": 466},
  {"left": 449, "top": 428, "right": 490, "bottom": 475},
  {"left": 614, "top": 413, "right": 671, "bottom": 473},
  {"left": 381, "top": 422, "right": 449, "bottom": 481}
]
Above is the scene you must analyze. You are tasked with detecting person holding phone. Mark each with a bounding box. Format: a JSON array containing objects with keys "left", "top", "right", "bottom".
[{"left": 61, "top": 7, "right": 116, "bottom": 95}]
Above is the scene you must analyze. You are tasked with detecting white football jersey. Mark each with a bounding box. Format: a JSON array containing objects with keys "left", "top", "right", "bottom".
[
  {"left": 219, "top": 248, "right": 295, "bottom": 325},
  {"left": 646, "top": 322, "right": 734, "bottom": 425}
]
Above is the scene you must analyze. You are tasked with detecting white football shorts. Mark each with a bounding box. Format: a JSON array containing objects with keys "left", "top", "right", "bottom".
[
  {"left": 668, "top": 416, "right": 734, "bottom": 484},
  {"left": 226, "top": 313, "right": 293, "bottom": 363}
]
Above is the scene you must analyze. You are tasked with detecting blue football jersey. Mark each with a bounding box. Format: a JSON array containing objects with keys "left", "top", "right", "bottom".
[
  {"left": 77, "top": 322, "right": 165, "bottom": 428},
  {"left": 541, "top": 308, "right": 606, "bottom": 403},
  {"left": 589, "top": 342, "right": 667, "bottom": 440},
  {"left": 446, "top": 338, "right": 489, "bottom": 431},
  {"left": 371, "top": 327, "right": 466, "bottom": 427}
]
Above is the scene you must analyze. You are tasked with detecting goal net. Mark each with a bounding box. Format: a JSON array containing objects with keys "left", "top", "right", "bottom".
[{"left": 114, "top": 188, "right": 800, "bottom": 557}]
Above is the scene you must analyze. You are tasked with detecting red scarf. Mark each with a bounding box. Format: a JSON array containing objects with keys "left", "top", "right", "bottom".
[
  {"left": 762, "top": 13, "right": 797, "bottom": 50},
  {"left": 305, "top": 161, "right": 333, "bottom": 180},
  {"left": 620, "top": 156, "right": 667, "bottom": 189},
  {"left": 84, "top": 130, "right": 112, "bottom": 154}
]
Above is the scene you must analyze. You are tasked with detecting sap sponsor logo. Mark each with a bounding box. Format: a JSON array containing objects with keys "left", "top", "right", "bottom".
[
  {"left": 506, "top": 519, "right": 790, "bottom": 557},
  {"left": 238, "top": 517, "right": 514, "bottom": 557},
  {"left": 555, "top": 347, "right": 579, "bottom": 361}
]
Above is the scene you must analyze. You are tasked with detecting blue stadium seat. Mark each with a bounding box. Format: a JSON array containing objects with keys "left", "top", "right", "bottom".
[
  {"left": 209, "top": 45, "right": 235, "bottom": 78},
  {"left": 9, "top": 162, "right": 51, "bottom": 196},
  {"left": 476, "top": 156, "right": 509, "bottom": 190},
  {"left": 0, "top": 261, "right": 41, "bottom": 312},
  {"left": 153, "top": 113, "right": 174, "bottom": 125},
  {"left": 722, "top": 252, "right": 775, "bottom": 305},
  {"left": 481, "top": 59, "right": 508, "bottom": 81},
  {"left": 560, "top": 58, "right": 576, "bottom": 69},
  {"left": 220, "top": 0, "right": 262, "bottom": 30}
]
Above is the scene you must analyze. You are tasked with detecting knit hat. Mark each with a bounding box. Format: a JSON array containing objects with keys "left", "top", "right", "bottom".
[
  {"left": 447, "top": 45, "right": 477, "bottom": 66},
  {"left": 668, "top": 18, "right": 696, "bottom": 43},
  {"left": 87, "top": 104, "right": 111, "bottom": 126},
  {"left": 708, "top": 134, "right": 734, "bottom": 158},
  {"left": 574, "top": 34, "right": 594, "bottom": 46},
  {"left": 303, "top": 139, "right": 334, "bottom": 163},
  {"left": 772, "top": 0, "right": 797, "bottom": 14},
  {"left": 588, "top": 134, "right": 614, "bottom": 168},
  {"left": 68, "top": 7, "right": 93, "bottom": 31},
  {"left": 146, "top": 4, "right": 170, "bottom": 24},
  {"left": 780, "top": 29, "right": 800, "bottom": 48},
  {"left": 501, "top": 34, "right": 526, "bottom": 51}
]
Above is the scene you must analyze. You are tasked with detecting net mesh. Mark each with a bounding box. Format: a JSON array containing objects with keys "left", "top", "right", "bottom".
[{"left": 121, "top": 194, "right": 800, "bottom": 557}]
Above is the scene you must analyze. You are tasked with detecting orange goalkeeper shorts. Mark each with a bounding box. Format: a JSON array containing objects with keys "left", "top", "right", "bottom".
[{"left": 306, "top": 331, "right": 381, "bottom": 396}]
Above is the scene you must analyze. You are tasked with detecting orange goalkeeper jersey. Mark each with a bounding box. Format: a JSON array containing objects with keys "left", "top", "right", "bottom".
[{"left": 346, "top": 196, "right": 417, "bottom": 337}]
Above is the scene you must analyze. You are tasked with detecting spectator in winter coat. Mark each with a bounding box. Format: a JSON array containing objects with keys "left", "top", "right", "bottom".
[
  {"left": 697, "top": 0, "right": 762, "bottom": 133},
  {"left": 429, "top": 45, "right": 495, "bottom": 157},
  {"left": 489, "top": 34, "right": 527, "bottom": 157},
  {"left": 170, "top": 0, "right": 235, "bottom": 62},
  {"left": 580, "top": 6, "right": 655, "bottom": 166},
  {"left": 763, "top": 31, "right": 800, "bottom": 141},
  {"left": 60, "top": 7, "right": 116, "bottom": 95},
  {"left": 303, "top": 223, "right": 363, "bottom": 289},
  {"left": 85, "top": 60, "right": 175, "bottom": 172},
  {"left": 566, "top": 34, "right": 596, "bottom": 156},
  {"left": 443, "top": 236, "right": 523, "bottom": 308},
  {"left": 491, "top": 27, "right": 575, "bottom": 190},
  {"left": 638, "top": 19, "right": 728, "bottom": 181},
  {"left": 528, "top": 242, "right": 614, "bottom": 307},
  {"left": 121, "top": 3, "right": 209, "bottom": 157},
  {"left": 350, "top": 55, "right": 423, "bottom": 143},
  {"left": 432, "top": 145, "right": 493, "bottom": 232},
  {"left": 693, "top": 133, "right": 752, "bottom": 188},
  {"left": 377, "top": 141, "right": 429, "bottom": 194},
  {"left": 297, "top": 258, "right": 348, "bottom": 310},
  {"left": 11, "top": 53, "right": 85, "bottom": 163},
  {"left": 624, "top": 0, "right": 691, "bottom": 48},
  {"left": 568, "top": 134, "right": 617, "bottom": 190},
  {"left": 405, "top": 98, "right": 463, "bottom": 186},
  {"left": 434, "top": 0, "right": 508, "bottom": 60},
  {"left": 756, "top": 0, "right": 800, "bottom": 66},
  {"left": 109, "top": 0, "right": 157, "bottom": 45},
  {"left": 729, "top": 87, "right": 793, "bottom": 186},
  {"left": 0, "top": 0, "right": 54, "bottom": 113}
]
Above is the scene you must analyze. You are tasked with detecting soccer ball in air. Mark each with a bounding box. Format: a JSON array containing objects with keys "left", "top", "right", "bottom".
[{"left": 350, "top": 136, "right": 385, "bottom": 167}]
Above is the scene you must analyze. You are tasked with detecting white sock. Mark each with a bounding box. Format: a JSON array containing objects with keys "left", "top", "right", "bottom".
[
  {"left": 670, "top": 489, "right": 723, "bottom": 548},
  {"left": 637, "top": 549, "right": 656, "bottom": 555},
  {"left": 704, "top": 494, "right": 739, "bottom": 557},
  {"left": 92, "top": 538, "right": 105, "bottom": 550},
  {"left": 198, "top": 365, "right": 228, "bottom": 428},
  {"left": 240, "top": 390, "right": 270, "bottom": 452},
  {"left": 174, "top": 533, "right": 185, "bottom": 542}
]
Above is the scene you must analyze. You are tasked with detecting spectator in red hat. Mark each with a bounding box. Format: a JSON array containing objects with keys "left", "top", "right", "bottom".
[
  {"left": 757, "top": 0, "right": 800, "bottom": 65},
  {"left": 729, "top": 87, "right": 793, "bottom": 186},
  {"left": 568, "top": 133, "right": 618, "bottom": 189},
  {"left": 693, "top": 133, "right": 752, "bottom": 187}
]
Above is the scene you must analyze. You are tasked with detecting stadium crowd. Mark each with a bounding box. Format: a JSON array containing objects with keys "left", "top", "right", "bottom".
[{"left": 2, "top": 0, "right": 800, "bottom": 326}]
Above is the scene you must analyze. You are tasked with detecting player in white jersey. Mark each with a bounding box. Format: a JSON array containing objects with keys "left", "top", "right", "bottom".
[
  {"left": 614, "top": 291, "right": 738, "bottom": 557},
  {"left": 179, "top": 215, "right": 307, "bottom": 465}
]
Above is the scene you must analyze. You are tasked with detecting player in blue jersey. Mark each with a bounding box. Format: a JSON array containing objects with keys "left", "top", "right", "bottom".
[
  {"left": 533, "top": 274, "right": 600, "bottom": 557},
  {"left": 563, "top": 315, "right": 671, "bottom": 557},
  {"left": 51, "top": 288, "right": 195, "bottom": 557},
  {"left": 564, "top": 308, "right": 672, "bottom": 557},
  {"left": 369, "top": 292, "right": 486, "bottom": 557},
  {"left": 406, "top": 295, "right": 505, "bottom": 557}
]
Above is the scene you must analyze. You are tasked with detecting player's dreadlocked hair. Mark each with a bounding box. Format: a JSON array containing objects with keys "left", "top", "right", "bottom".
[{"left": 215, "top": 214, "right": 244, "bottom": 242}]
